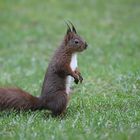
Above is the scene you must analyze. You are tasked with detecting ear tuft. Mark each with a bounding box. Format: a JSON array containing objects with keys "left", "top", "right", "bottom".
[
  {"left": 65, "top": 21, "right": 71, "bottom": 34},
  {"left": 68, "top": 21, "right": 77, "bottom": 34}
]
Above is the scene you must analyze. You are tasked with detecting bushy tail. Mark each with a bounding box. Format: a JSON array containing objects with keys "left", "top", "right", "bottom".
[{"left": 0, "top": 88, "right": 40, "bottom": 111}]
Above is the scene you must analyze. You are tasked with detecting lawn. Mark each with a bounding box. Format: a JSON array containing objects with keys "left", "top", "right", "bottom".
[{"left": 0, "top": 0, "right": 140, "bottom": 139}]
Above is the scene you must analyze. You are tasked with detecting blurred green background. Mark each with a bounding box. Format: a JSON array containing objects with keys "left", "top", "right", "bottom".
[{"left": 0, "top": 0, "right": 140, "bottom": 140}]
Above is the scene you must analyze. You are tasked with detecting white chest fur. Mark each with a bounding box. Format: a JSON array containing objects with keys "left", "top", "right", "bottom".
[{"left": 66, "top": 53, "right": 78, "bottom": 94}]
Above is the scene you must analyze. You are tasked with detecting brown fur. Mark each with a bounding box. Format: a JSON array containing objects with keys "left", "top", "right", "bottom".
[
  {"left": 0, "top": 88, "right": 40, "bottom": 111},
  {"left": 0, "top": 23, "right": 87, "bottom": 116}
]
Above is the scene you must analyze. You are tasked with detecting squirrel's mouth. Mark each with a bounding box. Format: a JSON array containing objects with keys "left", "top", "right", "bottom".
[
  {"left": 78, "top": 46, "right": 87, "bottom": 52},
  {"left": 81, "top": 42, "right": 88, "bottom": 51},
  {"left": 77, "top": 43, "right": 88, "bottom": 52}
]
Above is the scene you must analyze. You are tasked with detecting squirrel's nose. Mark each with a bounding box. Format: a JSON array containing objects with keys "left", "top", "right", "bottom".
[{"left": 85, "top": 42, "right": 88, "bottom": 49}]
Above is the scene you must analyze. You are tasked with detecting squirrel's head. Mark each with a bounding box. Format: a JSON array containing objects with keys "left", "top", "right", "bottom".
[{"left": 64, "top": 22, "right": 88, "bottom": 53}]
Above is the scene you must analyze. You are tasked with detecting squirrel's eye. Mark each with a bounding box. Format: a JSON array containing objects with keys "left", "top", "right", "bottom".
[{"left": 74, "top": 39, "right": 79, "bottom": 44}]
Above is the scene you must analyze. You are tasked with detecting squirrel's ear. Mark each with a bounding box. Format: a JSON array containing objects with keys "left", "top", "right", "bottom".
[
  {"left": 67, "top": 28, "right": 71, "bottom": 34},
  {"left": 66, "top": 22, "right": 71, "bottom": 34},
  {"left": 64, "top": 22, "right": 73, "bottom": 44},
  {"left": 68, "top": 21, "right": 77, "bottom": 34},
  {"left": 65, "top": 32, "right": 73, "bottom": 44},
  {"left": 72, "top": 25, "right": 77, "bottom": 34}
]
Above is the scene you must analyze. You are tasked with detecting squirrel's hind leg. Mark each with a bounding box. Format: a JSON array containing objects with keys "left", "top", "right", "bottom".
[{"left": 47, "top": 91, "right": 68, "bottom": 116}]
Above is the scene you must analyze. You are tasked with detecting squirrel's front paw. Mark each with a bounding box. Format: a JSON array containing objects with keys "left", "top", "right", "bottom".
[
  {"left": 73, "top": 74, "right": 79, "bottom": 84},
  {"left": 74, "top": 78, "right": 79, "bottom": 84},
  {"left": 73, "top": 74, "right": 83, "bottom": 84},
  {"left": 74, "top": 69, "right": 83, "bottom": 84}
]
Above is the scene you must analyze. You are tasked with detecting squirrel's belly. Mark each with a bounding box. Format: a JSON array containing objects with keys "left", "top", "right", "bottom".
[{"left": 66, "top": 53, "right": 77, "bottom": 94}]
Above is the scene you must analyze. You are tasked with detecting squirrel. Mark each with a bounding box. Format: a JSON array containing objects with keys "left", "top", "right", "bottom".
[{"left": 0, "top": 22, "right": 88, "bottom": 116}]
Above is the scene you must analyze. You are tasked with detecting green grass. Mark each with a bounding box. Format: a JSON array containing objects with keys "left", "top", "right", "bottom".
[{"left": 0, "top": 0, "right": 140, "bottom": 139}]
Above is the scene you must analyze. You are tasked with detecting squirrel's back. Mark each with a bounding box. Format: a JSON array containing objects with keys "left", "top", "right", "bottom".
[{"left": 41, "top": 46, "right": 70, "bottom": 97}]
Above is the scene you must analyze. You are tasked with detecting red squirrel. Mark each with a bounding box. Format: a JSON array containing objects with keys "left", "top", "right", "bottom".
[{"left": 0, "top": 22, "right": 88, "bottom": 116}]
